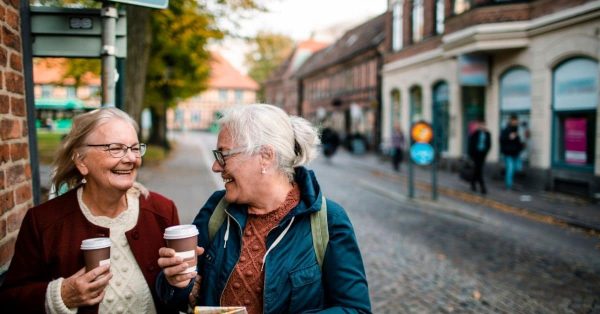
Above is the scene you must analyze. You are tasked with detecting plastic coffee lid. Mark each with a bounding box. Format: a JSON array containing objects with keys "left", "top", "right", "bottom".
[
  {"left": 164, "top": 224, "right": 199, "bottom": 239},
  {"left": 80, "top": 237, "right": 111, "bottom": 250}
]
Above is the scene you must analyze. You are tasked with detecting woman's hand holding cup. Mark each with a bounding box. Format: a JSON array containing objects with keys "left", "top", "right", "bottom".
[
  {"left": 158, "top": 246, "right": 204, "bottom": 288},
  {"left": 61, "top": 265, "right": 112, "bottom": 308}
]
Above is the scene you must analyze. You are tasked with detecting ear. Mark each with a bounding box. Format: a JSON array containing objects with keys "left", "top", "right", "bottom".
[
  {"left": 73, "top": 153, "right": 89, "bottom": 176},
  {"left": 259, "top": 145, "right": 275, "bottom": 166}
]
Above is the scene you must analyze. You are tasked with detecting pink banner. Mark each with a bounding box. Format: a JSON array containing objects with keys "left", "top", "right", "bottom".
[{"left": 564, "top": 118, "right": 587, "bottom": 165}]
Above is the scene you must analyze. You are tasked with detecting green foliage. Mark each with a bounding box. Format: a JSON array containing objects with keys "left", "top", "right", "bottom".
[
  {"left": 144, "top": 0, "right": 224, "bottom": 109},
  {"left": 64, "top": 59, "right": 101, "bottom": 87},
  {"left": 36, "top": 131, "right": 64, "bottom": 165},
  {"left": 245, "top": 31, "right": 294, "bottom": 100}
]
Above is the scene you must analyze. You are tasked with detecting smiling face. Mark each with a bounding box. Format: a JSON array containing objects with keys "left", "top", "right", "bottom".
[
  {"left": 75, "top": 119, "right": 142, "bottom": 195},
  {"left": 212, "top": 127, "right": 263, "bottom": 205}
]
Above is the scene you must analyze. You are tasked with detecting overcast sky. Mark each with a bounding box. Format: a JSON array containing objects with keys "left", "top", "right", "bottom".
[{"left": 213, "top": 0, "right": 388, "bottom": 74}]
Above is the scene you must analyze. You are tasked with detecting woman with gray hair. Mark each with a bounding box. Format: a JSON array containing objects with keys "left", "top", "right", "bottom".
[
  {"left": 156, "top": 104, "right": 371, "bottom": 313},
  {"left": 0, "top": 107, "right": 181, "bottom": 313}
]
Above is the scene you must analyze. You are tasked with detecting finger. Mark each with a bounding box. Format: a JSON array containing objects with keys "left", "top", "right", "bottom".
[
  {"left": 86, "top": 289, "right": 106, "bottom": 306},
  {"left": 158, "top": 255, "right": 184, "bottom": 268},
  {"left": 163, "top": 262, "right": 191, "bottom": 277},
  {"left": 88, "top": 272, "right": 113, "bottom": 290},
  {"left": 84, "top": 264, "right": 111, "bottom": 282},
  {"left": 167, "top": 271, "right": 196, "bottom": 288},
  {"left": 158, "top": 247, "right": 176, "bottom": 257},
  {"left": 195, "top": 246, "right": 205, "bottom": 256}
]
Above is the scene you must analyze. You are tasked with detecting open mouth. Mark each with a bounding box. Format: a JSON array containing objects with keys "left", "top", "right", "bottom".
[
  {"left": 223, "top": 178, "right": 233, "bottom": 184},
  {"left": 112, "top": 169, "right": 133, "bottom": 175}
]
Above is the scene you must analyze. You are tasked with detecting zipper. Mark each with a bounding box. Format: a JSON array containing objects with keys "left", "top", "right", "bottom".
[{"left": 219, "top": 209, "right": 243, "bottom": 305}]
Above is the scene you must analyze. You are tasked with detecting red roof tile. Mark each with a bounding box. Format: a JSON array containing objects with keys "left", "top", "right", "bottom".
[{"left": 209, "top": 52, "right": 259, "bottom": 90}]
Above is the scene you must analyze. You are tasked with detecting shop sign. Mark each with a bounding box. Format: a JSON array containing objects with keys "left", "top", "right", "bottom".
[{"left": 458, "top": 54, "right": 488, "bottom": 86}]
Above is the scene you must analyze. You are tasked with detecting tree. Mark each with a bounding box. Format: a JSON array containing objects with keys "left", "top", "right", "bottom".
[{"left": 244, "top": 31, "right": 294, "bottom": 101}]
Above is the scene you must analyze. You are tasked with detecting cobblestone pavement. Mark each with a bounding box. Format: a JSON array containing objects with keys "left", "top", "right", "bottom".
[
  {"left": 312, "top": 156, "right": 600, "bottom": 314},
  {"left": 140, "top": 132, "right": 600, "bottom": 314}
]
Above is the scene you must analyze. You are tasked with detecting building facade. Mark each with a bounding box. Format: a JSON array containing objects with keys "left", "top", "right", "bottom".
[
  {"left": 296, "top": 13, "right": 386, "bottom": 152},
  {"left": 167, "top": 52, "right": 258, "bottom": 131},
  {"left": 381, "top": 0, "right": 600, "bottom": 199},
  {"left": 0, "top": 0, "right": 33, "bottom": 274},
  {"left": 264, "top": 39, "right": 328, "bottom": 115}
]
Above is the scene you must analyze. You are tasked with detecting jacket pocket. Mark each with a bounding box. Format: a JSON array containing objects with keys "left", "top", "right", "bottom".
[{"left": 288, "top": 263, "right": 324, "bottom": 313}]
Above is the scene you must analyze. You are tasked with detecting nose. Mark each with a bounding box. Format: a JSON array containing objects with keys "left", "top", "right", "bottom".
[
  {"left": 121, "top": 147, "right": 137, "bottom": 162},
  {"left": 211, "top": 160, "right": 223, "bottom": 173}
]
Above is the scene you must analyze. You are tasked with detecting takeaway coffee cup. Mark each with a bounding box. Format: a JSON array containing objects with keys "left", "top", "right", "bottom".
[
  {"left": 80, "top": 237, "right": 111, "bottom": 272},
  {"left": 164, "top": 225, "right": 199, "bottom": 274}
]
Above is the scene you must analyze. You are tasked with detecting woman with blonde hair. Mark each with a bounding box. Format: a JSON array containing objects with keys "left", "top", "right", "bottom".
[{"left": 0, "top": 107, "right": 181, "bottom": 313}]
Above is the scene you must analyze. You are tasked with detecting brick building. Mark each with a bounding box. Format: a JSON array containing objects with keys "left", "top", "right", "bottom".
[
  {"left": 167, "top": 51, "right": 258, "bottom": 131},
  {"left": 0, "top": 0, "right": 34, "bottom": 274},
  {"left": 381, "top": 0, "right": 600, "bottom": 199},
  {"left": 296, "top": 13, "right": 386, "bottom": 152},
  {"left": 264, "top": 39, "right": 328, "bottom": 115}
]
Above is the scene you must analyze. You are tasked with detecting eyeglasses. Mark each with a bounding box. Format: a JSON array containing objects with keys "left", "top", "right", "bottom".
[
  {"left": 86, "top": 143, "right": 147, "bottom": 158},
  {"left": 212, "top": 147, "right": 246, "bottom": 167}
]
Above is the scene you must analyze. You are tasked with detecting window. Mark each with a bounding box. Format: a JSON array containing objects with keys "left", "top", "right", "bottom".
[
  {"left": 390, "top": 89, "right": 402, "bottom": 129},
  {"left": 552, "top": 57, "right": 598, "bottom": 168},
  {"left": 453, "top": 0, "right": 472, "bottom": 15},
  {"left": 392, "top": 1, "right": 403, "bottom": 51},
  {"left": 219, "top": 89, "right": 228, "bottom": 102},
  {"left": 500, "top": 67, "right": 532, "bottom": 163},
  {"left": 41, "top": 85, "right": 53, "bottom": 98},
  {"left": 433, "top": 82, "right": 449, "bottom": 152},
  {"left": 409, "top": 86, "right": 423, "bottom": 122},
  {"left": 435, "top": 0, "right": 445, "bottom": 35},
  {"left": 234, "top": 89, "right": 244, "bottom": 104},
  {"left": 412, "top": 0, "right": 424, "bottom": 43},
  {"left": 66, "top": 86, "right": 77, "bottom": 98}
]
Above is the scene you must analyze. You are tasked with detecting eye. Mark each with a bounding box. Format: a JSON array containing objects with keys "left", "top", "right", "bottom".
[
  {"left": 108, "top": 144, "right": 125, "bottom": 153},
  {"left": 131, "top": 146, "right": 140, "bottom": 153}
]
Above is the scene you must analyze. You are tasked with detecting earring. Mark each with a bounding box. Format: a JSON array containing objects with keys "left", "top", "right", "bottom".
[
  {"left": 261, "top": 168, "right": 266, "bottom": 174},
  {"left": 81, "top": 178, "right": 87, "bottom": 184}
]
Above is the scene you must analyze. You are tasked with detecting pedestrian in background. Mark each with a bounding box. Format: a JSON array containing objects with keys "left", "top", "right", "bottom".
[
  {"left": 468, "top": 119, "right": 491, "bottom": 194},
  {"left": 391, "top": 124, "right": 405, "bottom": 171},
  {"left": 0, "top": 108, "right": 181, "bottom": 313},
  {"left": 320, "top": 123, "right": 340, "bottom": 162},
  {"left": 156, "top": 104, "right": 371, "bottom": 313},
  {"left": 500, "top": 115, "right": 524, "bottom": 190}
]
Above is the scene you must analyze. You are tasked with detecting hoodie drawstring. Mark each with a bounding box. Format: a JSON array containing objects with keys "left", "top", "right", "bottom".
[
  {"left": 261, "top": 216, "right": 295, "bottom": 271},
  {"left": 224, "top": 216, "right": 230, "bottom": 248}
]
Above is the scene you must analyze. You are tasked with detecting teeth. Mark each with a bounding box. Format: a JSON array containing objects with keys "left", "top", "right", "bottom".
[{"left": 223, "top": 178, "right": 232, "bottom": 183}]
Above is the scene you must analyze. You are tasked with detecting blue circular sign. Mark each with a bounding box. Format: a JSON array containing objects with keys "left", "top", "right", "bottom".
[{"left": 410, "top": 143, "right": 435, "bottom": 165}]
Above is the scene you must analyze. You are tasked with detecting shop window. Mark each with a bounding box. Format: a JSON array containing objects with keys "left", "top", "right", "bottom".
[
  {"left": 433, "top": 82, "right": 449, "bottom": 152},
  {"left": 500, "top": 67, "right": 531, "bottom": 162},
  {"left": 42, "top": 85, "right": 53, "bottom": 98},
  {"left": 391, "top": 89, "right": 402, "bottom": 128},
  {"left": 392, "top": 0, "right": 404, "bottom": 51},
  {"left": 219, "top": 89, "right": 228, "bottom": 102},
  {"left": 235, "top": 89, "right": 243, "bottom": 104},
  {"left": 552, "top": 57, "right": 598, "bottom": 169},
  {"left": 409, "top": 85, "right": 423, "bottom": 122},
  {"left": 412, "top": 0, "right": 424, "bottom": 43},
  {"left": 435, "top": 0, "right": 445, "bottom": 35}
]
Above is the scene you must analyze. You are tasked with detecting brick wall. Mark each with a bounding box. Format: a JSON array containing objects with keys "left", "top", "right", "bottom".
[{"left": 0, "top": 0, "right": 33, "bottom": 274}]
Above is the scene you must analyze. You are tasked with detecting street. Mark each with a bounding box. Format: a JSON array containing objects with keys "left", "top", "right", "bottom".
[{"left": 139, "top": 131, "right": 600, "bottom": 314}]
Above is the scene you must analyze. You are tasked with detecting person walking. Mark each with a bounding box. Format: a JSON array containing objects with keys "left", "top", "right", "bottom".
[
  {"left": 500, "top": 115, "right": 524, "bottom": 190},
  {"left": 156, "top": 104, "right": 371, "bottom": 313},
  {"left": 391, "top": 124, "right": 405, "bottom": 171},
  {"left": 468, "top": 120, "right": 491, "bottom": 194},
  {"left": 320, "top": 125, "right": 340, "bottom": 162}
]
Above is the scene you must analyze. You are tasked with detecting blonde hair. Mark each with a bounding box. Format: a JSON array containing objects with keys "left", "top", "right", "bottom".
[
  {"left": 51, "top": 107, "right": 139, "bottom": 190},
  {"left": 218, "top": 104, "right": 320, "bottom": 181}
]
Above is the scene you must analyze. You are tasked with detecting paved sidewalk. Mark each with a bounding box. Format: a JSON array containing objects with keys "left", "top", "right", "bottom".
[{"left": 329, "top": 147, "right": 600, "bottom": 235}]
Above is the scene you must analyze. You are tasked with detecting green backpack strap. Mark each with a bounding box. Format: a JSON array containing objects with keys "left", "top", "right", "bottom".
[
  {"left": 208, "top": 195, "right": 329, "bottom": 269},
  {"left": 208, "top": 197, "right": 228, "bottom": 242},
  {"left": 311, "top": 195, "right": 329, "bottom": 268}
]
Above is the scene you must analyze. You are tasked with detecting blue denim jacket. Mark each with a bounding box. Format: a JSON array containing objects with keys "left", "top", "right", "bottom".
[{"left": 156, "top": 167, "right": 371, "bottom": 313}]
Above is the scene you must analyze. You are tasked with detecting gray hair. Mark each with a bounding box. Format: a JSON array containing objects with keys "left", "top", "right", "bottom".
[
  {"left": 217, "top": 104, "right": 320, "bottom": 181},
  {"left": 52, "top": 107, "right": 139, "bottom": 190}
]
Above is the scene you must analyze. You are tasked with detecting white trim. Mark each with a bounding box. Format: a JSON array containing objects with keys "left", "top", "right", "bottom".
[{"left": 383, "top": 48, "right": 444, "bottom": 73}]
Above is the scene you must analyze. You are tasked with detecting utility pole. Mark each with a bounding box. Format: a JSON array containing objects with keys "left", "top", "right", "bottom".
[{"left": 101, "top": 0, "right": 118, "bottom": 107}]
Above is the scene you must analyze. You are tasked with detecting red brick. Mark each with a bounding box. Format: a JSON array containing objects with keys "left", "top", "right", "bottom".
[
  {"left": 0, "top": 143, "right": 8, "bottom": 164},
  {"left": 0, "top": 170, "right": 4, "bottom": 190},
  {"left": 5, "top": 7, "right": 19, "bottom": 31},
  {"left": 10, "top": 97, "right": 25, "bottom": 116},
  {"left": 0, "top": 95, "right": 9, "bottom": 114},
  {"left": 10, "top": 142, "right": 28, "bottom": 161},
  {"left": 24, "top": 163, "right": 31, "bottom": 180},
  {"left": 0, "top": 46, "right": 7, "bottom": 67},
  {"left": 15, "top": 184, "right": 31, "bottom": 205},
  {"left": 5, "top": 71, "right": 23, "bottom": 94},
  {"left": 0, "top": 119, "right": 21, "bottom": 140},
  {"left": 2, "top": 26, "right": 21, "bottom": 52},
  {"left": 7, "top": 206, "right": 26, "bottom": 232},
  {"left": 0, "top": 237, "right": 16, "bottom": 268},
  {"left": 0, "top": 218, "right": 6, "bottom": 239},
  {"left": 0, "top": 191, "right": 14, "bottom": 215},
  {"left": 10, "top": 52, "right": 22, "bottom": 71},
  {"left": 6, "top": 164, "right": 25, "bottom": 185},
  {"left": 22, "top": 119, "right": 28, "bottom": 137}
]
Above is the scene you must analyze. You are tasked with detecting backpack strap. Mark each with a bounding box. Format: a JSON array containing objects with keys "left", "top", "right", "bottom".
[
  {"left": 208, "top": 197, "right": 228, "bottom": 242},
  {"left": 311, "top": 195, "right": 328, "bottom": 268},
  {"left": 208, "top": 195, "right": 329, "bottom": 269}
]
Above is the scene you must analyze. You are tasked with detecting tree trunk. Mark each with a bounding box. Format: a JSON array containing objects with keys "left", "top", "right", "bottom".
[
  {"left": 148, "top": 106, "right": 169, "bottom": 149},
  {"left": 124, "top": 6, "right": 152, "bottom": 131}
]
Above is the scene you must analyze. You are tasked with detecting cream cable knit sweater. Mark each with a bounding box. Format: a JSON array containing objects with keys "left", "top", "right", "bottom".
[{"left": 45, "top": 185, "right": 157, "bottom": 314}]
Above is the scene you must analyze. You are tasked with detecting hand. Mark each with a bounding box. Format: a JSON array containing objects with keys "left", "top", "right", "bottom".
[
  {"left": 61, "top": 265, "right": 112, "bottom": 308},
  {"left": 188, "top": 274, "right": 202, "bottom": 307},
  {"left": 158, "top": 246, "right": 204, "bottom": 288}
]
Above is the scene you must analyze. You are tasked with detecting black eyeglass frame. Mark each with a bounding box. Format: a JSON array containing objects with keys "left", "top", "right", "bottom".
[
  {"left": 212, "top": 147, "right": 247, "bottom": 167},
  {"left": 86, "top": 143, "right": 147, "bottom": 158}
]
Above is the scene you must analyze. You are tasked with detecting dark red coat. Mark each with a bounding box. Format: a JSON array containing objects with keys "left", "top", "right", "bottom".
[{"left": 0, "top": 188, "right": 181, "bottom": 313}]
